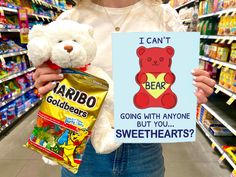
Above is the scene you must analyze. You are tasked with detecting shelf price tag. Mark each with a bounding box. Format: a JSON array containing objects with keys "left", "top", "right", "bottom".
[
  {"left": 41, "top": 16, "right": 45, "bottom": 21},
  {"left": 226, "top": 96, "right": 235, "bottom": 105},
  {"left": 214, "top": 88, "right": 220, "bottom": 94},
  {"left": 218, "top": 13, "right": 223, "bottom": 18},
  {"left": 224, "top": 12, "right": 230, "bottom": 17},
  {"left": 215, "top": 38, "right": 221, "bottom": 43},
  {"left": 220, "top": 38, "right": 226, "bottom": 43},
  {"left": 217, "top": 64, "right": 223, "bottom": 69},
  {"left": 218, "top": 154, "right": 226, "bottom": 164},
  {"left": 0, "top": 55, "right": 6, "bottom": 67},
  {"left": 35, "top": 15, "right": 39, "bottom": 21},
  {"left": 228, "top": 39, "right": 234, "bottom": 44},
  {"left": 212, "top": 62, "right": 217, "bottom": 67},
  {"left": 231, "top": 10, "right": 236, "bottom": 16},
  {"left": 211, "top": 143, "right": 216, "bottom": 150},
  {"left": 231, "top": 170, "right": 236, "bottom": 177}
]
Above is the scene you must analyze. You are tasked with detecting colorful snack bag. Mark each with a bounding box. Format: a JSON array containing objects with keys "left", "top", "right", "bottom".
[
  {"left": 230, "top": 43, "right": 236, "bottom": 64},
  {"left": 216, "top": 46, "right": 230, "bottom": 62},
  {"left": 25, "top": 68, "right": 109, "bottom": 174}
]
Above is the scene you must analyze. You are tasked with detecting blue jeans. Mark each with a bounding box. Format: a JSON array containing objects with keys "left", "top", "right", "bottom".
[{"left": 61, "top": 141, "right": 165, "bottom": 177}]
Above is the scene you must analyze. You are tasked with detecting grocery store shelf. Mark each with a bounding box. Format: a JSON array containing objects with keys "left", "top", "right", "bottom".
[
  {"left": 174, "top": 0, "right": 195, "bottom": 10},
  {"left": 0, "top": 28, "right": 20, "bottom": 33},
  {"left": 200, "top": 35, "right": 236, "bottom": 41},
  {"left": 0, "top": 98, "right": 41, "bottom": 135},
  {"left": 199, "top": 8, "right": 236, "bottom": 19},
  {"left": 66, "top": 0, "right": 76, "bottom": 5},
  {"left": 0, "top": 67, "right": 35, "bottom": 84},
  {"left": 0, "top": 6, "right": 52, "bottom": 21},
  {"left": 197, "top": 121, "right": 236, "bottom": 169},
  {"left": 0, "top": 85, "right": 35, "bottom": 107},
  {"left": 202, "top": 100, "right": 236, "bottom": 136},
  {"left": 31, "top": 0, "right": 66, "bottom": 12},
  {"left": 0, "top": 6, "right": 18, "bottom": 13},
  {"left": 199, "top": 55, "right": 236, "bottom": 70},
  {"left": 2, "top": 50, "right": 27, "bottom": 58},
  {"left": 182, "top": 18, "right": 192, "bottom": 23},
  {"left": 28, "top": 13, "right": 52, "bottom": 21},
  {"left": 215, "top": 84, "right": 236, "bottom": 98}
]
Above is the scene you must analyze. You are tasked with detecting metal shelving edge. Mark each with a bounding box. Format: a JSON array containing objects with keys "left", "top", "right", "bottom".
[
  {"left": 0, "top": 67, "right": 36, "bottom": 84},
  {"left": 197, "top": 121, "right": 236, "bottom": 169},
  {"left": 1, "top": 50, "right": 27, "bottom": 58},
  {"left": 0, "top": 85, "right": 35, "bottom": 107},
  {"left": 200, "top": 35, "right": 236, "bottom": 41},
  {"left": 0, "top": 6, "right": 53, "bottom": 21},
  {"left": 214, "top": 84, "right": 236, "bottom": 98},
  {"left": 174, "top": 0, "right": 195, "bottom": 10},
  {"left": 199, "top": 55, "right": 236, "bottom": 70},
  {"left": 0, "top": 28, "right": 20, "bottom": 32},
  {"left": 199, "top": 8, "right": 236, "bottom": 19},
  {"left": 202, "top": 103, "right": 236, "bottom": 136},
  {"left": 0, "top": 98, "right": 41, "bottom": 135}
]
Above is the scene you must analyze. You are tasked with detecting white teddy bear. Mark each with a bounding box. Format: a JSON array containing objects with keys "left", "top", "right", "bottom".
[{"left": 27, "top": 20, "right": 121, "bottom": 154}]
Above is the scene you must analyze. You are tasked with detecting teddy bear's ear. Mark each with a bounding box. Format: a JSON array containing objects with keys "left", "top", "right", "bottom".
[
  {"left": 28, "top": 24, "right": 46, "bottom": 40},
  {"left": 165, "top": 46, "right": 175, "bottom": 57},
  {"left": 136, "top": 46, "right": 146, "bottom": 57},
  {"left": 27, "top": 37, "right": 51, "bottom": 67}
]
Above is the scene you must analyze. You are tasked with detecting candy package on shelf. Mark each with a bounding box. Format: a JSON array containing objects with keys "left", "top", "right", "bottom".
[
  {"left": 25, "top": 69, "right": 109, "bottom": 174},
  {"left": 25, "top": 72, "right": 34, "bottom": 86},
  {"left": 7, "top": 102, "right": 17, "bottom": 120},
  {"left": 0, "top": 107, "right": 7, "bottom": 127},
  {"left": 222, "top": 146, "right": 236, "bottom": 163},
  {"left": 15, "top": 76, "right": 28, "bottom": 90},
  {"left": 219, "top": 67, "right": 236, "bottom": 92},
  {"left": 204, "top": 61, "right": 217, "bottom": 79},
  {"left": 230, "top": 43, "right": 236, "bottom": 64},
  {"left": 0, "top": 39, "right": 26, "bottom": 55},
  {"left": 216, "top": 45, "right": 230, "bottom": 62},
  {"left": 209, "top": 126, "right": 234, "bottom": 136}
]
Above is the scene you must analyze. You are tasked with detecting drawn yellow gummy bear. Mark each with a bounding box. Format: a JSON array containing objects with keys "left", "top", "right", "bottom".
[{"left": 59, "top": 130, "right": 88, "bottom": 167}]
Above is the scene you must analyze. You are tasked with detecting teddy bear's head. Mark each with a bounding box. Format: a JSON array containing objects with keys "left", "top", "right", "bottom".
[
  {"left": 136, "top": 46, "right": 174, "bottom": 73},
  {"left": 27, "top": 20, "right": 97, "bottom": 68}
]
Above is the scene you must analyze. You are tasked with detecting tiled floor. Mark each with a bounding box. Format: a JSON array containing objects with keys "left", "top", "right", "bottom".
[{"left": 0, "top": 108, "right": 232, "bottom": 177}]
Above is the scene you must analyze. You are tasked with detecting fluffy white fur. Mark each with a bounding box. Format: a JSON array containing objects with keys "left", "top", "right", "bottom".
[
  {"left": 28, "top": 20, "right": 96, "bottom": 68},
  {"left": 27, "top": 20, "right": 121, "bottom": 154}
]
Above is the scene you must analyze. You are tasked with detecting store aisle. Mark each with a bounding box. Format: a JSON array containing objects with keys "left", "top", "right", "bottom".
[{"left": 0, "top": 108, "right": 232, "bottom": 177}]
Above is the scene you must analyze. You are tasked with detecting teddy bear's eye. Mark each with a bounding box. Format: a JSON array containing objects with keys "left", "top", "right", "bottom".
[
  {"left": 159, "top": 57, "right": 164, "bottom": 62},
  {"left": 58, "top": 40, "right": 63, "bottom": 43},
  {"left": 147, "top": 57, "right": 152, "bottom": 62},
  {"left": 73, "top": 40, "right": 77, "bottom": 42}
]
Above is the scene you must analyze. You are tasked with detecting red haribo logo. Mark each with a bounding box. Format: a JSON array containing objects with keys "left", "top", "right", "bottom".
[{"left": 133, "top": 46, "right": 177, "bottom": 109}]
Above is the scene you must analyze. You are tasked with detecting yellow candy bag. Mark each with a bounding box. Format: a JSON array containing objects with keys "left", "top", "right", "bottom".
[{"left": 25, "top": 68, "right": 108, "bottom": 174}]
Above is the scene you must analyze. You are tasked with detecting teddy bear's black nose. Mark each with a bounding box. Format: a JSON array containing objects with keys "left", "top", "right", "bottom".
[{"left": 64, "top": 45, "right": 73, "bottom": 53}]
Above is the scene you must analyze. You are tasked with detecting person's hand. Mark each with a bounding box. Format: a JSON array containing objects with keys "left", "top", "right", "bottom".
[
  {"left": 192, "top": 68, "right": 216, "bottom": 104},
  {"left": 33, "top": 63, "right": 64, "bottom": 96}
]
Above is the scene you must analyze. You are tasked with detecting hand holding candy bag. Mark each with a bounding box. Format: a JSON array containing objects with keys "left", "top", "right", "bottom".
[{"left": 25, "top": 20, "right": 121, "bottom": 174}]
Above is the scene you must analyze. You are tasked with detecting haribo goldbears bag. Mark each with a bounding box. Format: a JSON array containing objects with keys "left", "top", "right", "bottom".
[{"left": 25, "top": 68, "right": 108, "bottom": 173}]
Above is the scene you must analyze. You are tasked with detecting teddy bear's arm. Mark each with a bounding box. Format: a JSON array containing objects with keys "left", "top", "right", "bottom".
[
  {"left": 164, "top": 72, "right": 176, "bottom": 84},
  {"left": 136, "top": 72, "right": 147, "bottom": 84}
]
